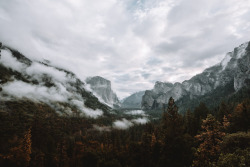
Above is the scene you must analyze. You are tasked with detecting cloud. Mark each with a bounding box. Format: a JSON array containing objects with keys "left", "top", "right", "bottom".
[
  {"left": 132, "top": 117, "right": 149, "bottom": 125},
  {"left": 0, "top": 49, "right": 104, "bottom": 118},
  {"left": 71, "top": 99, "right": 103, "bottom": 118},
  {"left": 125, "top": 110, "right": 147, "bottom": 116},
  {"left": 0, "top": 0, "right": 250, "bottom": 98},
  {"left": 113, "top": 118, "right": 133, "bottom": 130},
  {"left": 26, "top": 62, "right": 70, "bottom": 83},
  {"left": 2, "top": 80, "right": 69, "bottom": 102},
  {"left": 1, "top": 80, "right": 104, "bottom": 118},
  {"left": 0, "top": 49, "right": 27, "bottom": 72},
  {"left": 92, "top": 125, "right": 111, "bottom": 132},
  {"left": 112, "top": 116, "right": 149, "bottom": 129}
]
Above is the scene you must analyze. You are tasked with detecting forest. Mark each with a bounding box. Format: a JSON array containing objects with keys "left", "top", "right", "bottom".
[{"left": 0, "top": 96, "right": 249, "bottom": 167}]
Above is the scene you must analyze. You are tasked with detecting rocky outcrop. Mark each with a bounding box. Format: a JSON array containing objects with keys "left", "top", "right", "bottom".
[
  {"left": 86, "top": 76, "right": 121, "bottom": 108},
  {"left": 141, "top": 41, "right": 250, "bottom": 110},
  {"left": 141, "top": 82, "right": 188, "bottom": 110},
  {"left": 234, "top": 42, "right": 250, "bottom": 91}
]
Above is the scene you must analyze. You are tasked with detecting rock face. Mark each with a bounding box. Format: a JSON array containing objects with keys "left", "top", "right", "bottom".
[
  {"left": 141, "top": 41, "right": 250, "bottom": 110},
  {"left": 141, "top": 81, "right": 188, "bottom": 110},
  {"left": 86, "top": 76, "right": 121, "bottom": 108},
  {"left": 234, "top": 43, "right": 250, "bottom": 91},
  {"left": 121, "top": 91, "right": 145, "bottom": 108}
]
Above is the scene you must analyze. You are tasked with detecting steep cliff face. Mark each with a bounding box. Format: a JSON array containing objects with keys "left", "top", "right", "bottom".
[
  {"left": 86, "top": 76, "right": 121, "bottom": 108},
  {"left": 121, "top": 91, "right": 145, "bottom": 108},
  {"left": 141, "top": 81, "right": 188, "bottom": 110},
  {"left": 234, "top": 42, "right": 250, "bottom": 91},
  {"left": 141, "top": 41, "right": 250, "bottom": 110}
]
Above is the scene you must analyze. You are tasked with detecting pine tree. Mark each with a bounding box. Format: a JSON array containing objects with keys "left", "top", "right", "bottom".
[
  {"left": 56, "top": 139, "right": 69, "bottom": 167},
  {"left": 160, "top": 97, "right": 193, "bottom": 166},
  {"left": 7, "top": 128, "right": 32, "bottom": 167},
  {"left": 193, "top": 114, "right": 226, "bottom": 167},
  {"left": 217, "top": 101, "right": 230, "bottom": 122},
  {"left": 231, "top": 99, "right": 250, "bottom": 133},
  {"left": 184, "top": 109, "right": 196, "bottom": 136},
  {"left": 22, "top": 127, "right": 32, "bottom": 166},
  {"left": 162, "top": 97, "right": 183, "bottom": 137}
]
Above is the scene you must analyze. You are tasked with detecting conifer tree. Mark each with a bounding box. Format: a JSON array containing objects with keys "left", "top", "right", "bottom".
[
  {"left": 184, "top": 109, "right": 196, "bottom": 136},
  {"left": 162, "top": 97, "right": 183, "bottom": 137},
  {"left": 217, "top": 101, "right": 230, "bottom": 122},
  {"left": 193, "top": 114, "right": 226, "bottom": 167},
  {"left": 8, "top": 127, "right": 32, "bottom": 167},
  {"left": 160, "top": 97, "right": 192, "bottom": 166},
  {"left": 231, "top": 99, "right": 250, "bottom": 133}
]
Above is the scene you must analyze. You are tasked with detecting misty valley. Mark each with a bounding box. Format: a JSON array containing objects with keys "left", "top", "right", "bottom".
[{"left": 0, "top": 41, "right": 250, "bottom": 167}]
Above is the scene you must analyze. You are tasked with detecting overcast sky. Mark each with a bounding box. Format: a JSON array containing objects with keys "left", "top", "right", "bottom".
[{"left": 0, "top": 0, "right": 250, "bottom": 99}]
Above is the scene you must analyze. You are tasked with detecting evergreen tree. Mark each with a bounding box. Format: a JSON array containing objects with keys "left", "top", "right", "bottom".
[
  {"left": 184, "top": 109, "right": 197, "bottom": 136},
  {"left": 193, "top": 114, "right": 226, "bottom": 167},
  {"left": 217, "top": 101, "right": 230, "bottom": 123},
  {"left": 160, "top": 97, "right": 193, "bottom": 167},
  {"left": 6, "top": 128, "right": 32, "bottom": 167},
  {"left": 231, "top": 99, "right": 250, "bottom": 133},
  {"left": 162, "top": 97, "right": 183, "bottom": 137}
]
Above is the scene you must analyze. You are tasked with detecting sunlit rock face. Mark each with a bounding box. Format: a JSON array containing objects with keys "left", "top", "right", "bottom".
[
  {"left": 86, "top": 76, "right": 121, "bottom": 108},
  {"left": 141, "top": 41, "right": 250, "bottom": 110}
]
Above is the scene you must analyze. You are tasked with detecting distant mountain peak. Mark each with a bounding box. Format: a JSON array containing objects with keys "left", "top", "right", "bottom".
[{"left": 86, "top": 76, "right": 120, "bottom": 108}]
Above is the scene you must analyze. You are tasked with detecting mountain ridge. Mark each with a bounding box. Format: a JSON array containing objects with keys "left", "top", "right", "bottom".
[{"left": 140, "top": 41, "right": 250, "bottom": 111}]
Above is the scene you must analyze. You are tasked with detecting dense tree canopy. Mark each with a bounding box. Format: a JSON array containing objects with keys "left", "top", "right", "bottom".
[{"left": 0, "top": 97, "right": 249, "bottom": 167}]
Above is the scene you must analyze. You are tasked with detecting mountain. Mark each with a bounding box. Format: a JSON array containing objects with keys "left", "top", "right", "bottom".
[
  {"left": 86, "top": 76, "right": 121, "bottom": 108},
  {"left": 0, "top": 43, "right": 111, "bottom": 118},
  {"left": 121, "top": 91, "right": 145, "bottom": 108},
  {"left": 141, "top": 41, "right": 250, "bottom": 111}
]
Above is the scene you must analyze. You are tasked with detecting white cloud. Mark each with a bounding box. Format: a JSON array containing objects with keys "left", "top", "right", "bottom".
[
  {"left": 0, "top": 45, "right": 106, "bottom": 118},
  {"left": 26, "top": 62, "right": 69, "bottom": 83},
  {"left": 0, "top": 0, "right": 250, "bottom": 98},
  {"left": 113, "top": 118, "right": 133, "bottom": 130},
  {"left": 1, "top": 80, "right": 103, "bottom": 118},
  {"left": 81, "top": 107, "right": 104, "bottom": 119},
  {"left": 2, "top": 80, "right": 69, "bottom": 102},
  {"left": 0, "top": 49, "right": 27, "bottom": 72},
  {"left": 71, "top": 99, "right": 103, "bottom": 118},
  {"left": 92, "top": 125, "right": 111, "bottom": 132},
  {"left": 132, "top": 117, "right": 149, "bottom": 125},
  {"left": 125, "top": 110, "right": 147, "bottom": 116},
  {"left": 112, "top": 116, "right": 149, "bottom": 129}
]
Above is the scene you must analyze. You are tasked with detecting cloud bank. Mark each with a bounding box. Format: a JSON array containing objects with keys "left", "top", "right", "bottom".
[
  {"left": 0, "top": 48, "right": 103, "bottom": 118},
  {"left": 113, "top": 118, "right": 134, "bottom": 130},
  {"left": 0, "top": 0, "right": 250, "bottom": 98},
  {"left": 112, "top": 117, "right": 149, "bottom": 130},
  {"left": 125, "top": 110, "right": 147, "bottom": 116}
]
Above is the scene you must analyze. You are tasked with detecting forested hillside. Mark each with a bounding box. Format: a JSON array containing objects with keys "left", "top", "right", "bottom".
[{"left": 0, "top": 96, "right": 249, "bottom": 167}]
